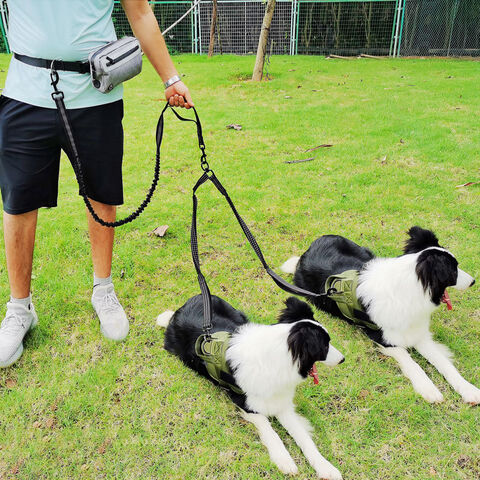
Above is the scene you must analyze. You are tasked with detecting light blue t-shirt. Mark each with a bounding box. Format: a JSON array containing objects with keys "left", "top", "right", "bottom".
[{"left": 3, "top": 0, "right": 123, "bottom": 109}]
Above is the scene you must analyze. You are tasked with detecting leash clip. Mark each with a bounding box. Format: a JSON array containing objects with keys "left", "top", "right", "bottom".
[
  {"left": 50, "top": 68, "right": 65, "bottom": 102},
  {"left": 50, "top": 68, "right": 59, "bottom": 89}
]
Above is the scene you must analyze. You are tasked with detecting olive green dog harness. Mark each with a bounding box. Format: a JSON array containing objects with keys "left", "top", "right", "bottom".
[
  {"left": 195, "top": 331, "right": 244, "bottom": 395},
  {"left": 325, "top": 270, "right": 380, "bottom": 331}
]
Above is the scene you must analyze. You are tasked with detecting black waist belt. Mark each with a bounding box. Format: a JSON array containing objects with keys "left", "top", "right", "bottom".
[{"left": 13, "top": 53, "right": 90, "bottom": 74}]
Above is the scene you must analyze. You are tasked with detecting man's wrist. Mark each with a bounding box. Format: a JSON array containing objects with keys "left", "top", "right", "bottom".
[{"left": 164, "top": 74, "right": 181, "bottom": 89}]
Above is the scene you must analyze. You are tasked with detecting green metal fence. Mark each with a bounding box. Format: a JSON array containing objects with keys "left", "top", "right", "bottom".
[{"left": 0, "top": 0, "right": 479, "bottom": 57}]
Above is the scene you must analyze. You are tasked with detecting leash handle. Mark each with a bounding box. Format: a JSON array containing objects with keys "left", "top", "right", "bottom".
[{"left": 51, "top": 68, "right": 168, "bottom": 228}]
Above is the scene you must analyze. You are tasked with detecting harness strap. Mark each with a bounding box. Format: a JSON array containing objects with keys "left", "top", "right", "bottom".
[{"left": 14, "top": 53, "right": 91, "bottom": 74}]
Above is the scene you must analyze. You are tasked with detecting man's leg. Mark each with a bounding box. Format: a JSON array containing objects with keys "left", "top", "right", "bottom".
[
  {"left": 87, "top": 199, "right": 129, "bottom": 341},
  {"left": 0, "top": 210, "right": 39, "bottom": 368},
  {"left": 86, "top": 200, "right": 115, "bottom": 278},
  {"left": 0, "top": 98, "right": 63, "bottom": 368},
  {"left": 60, "top": 100, "right": 127, "bottom": 340},
  {"left": 4, "top": 210, "right": 38, "bottom": 297}
]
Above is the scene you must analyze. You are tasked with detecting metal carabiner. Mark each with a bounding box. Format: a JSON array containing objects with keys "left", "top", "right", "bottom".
[{"left": 50, "top": 68, "right": 59, "bottom": 89}]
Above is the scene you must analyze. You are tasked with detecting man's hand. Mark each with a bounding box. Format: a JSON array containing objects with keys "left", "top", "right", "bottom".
[{"left": 165, "top": 81, "right": 194, "bottom": 109}]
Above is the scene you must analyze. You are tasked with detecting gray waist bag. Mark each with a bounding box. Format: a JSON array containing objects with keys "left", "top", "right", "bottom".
[{"left": 89, "top": 36, "right": 142, "bottom": 93}]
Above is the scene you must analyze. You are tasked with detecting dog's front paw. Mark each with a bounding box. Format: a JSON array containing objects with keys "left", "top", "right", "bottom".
[
  {"left": 418, "top": 385, "right": 444, "bottom": 404},
  {"left": 458, "top": 383, "right": 480, "bottom": 405},
  {"left": 275, "top": 456, "right": 298, "bottom": 475},
  {"left": 314, "top": 462, "right": 343, "bottom": 480}
]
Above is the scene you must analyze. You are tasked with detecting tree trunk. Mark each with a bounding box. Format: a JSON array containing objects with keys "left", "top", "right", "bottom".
[
  {"left": 252, "top": 0, "right": 276, "bottom": 81},
  {"left": 208, "top": 0, "right": 218, "bottom": 57}
]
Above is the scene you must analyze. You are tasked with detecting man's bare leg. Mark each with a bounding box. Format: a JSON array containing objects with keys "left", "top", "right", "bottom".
[
  {"left": 87, "top": 199, "right": 129, "bottom": 341},
  {"left": 0, "top": 210, "right": 39, "bottom": 368},
  {"left": 86, "top": 199, "right": 115, "bottom": 278},
  {"left": 3, "top": 210, "right": 38, "bottom": 298}
]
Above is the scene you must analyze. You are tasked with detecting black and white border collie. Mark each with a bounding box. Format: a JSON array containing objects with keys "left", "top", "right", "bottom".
[
  {"left": 281, "top": 226, "right": 479, "bottom": 404},
  {"left": 157, "top": 294, "right": 344, "bottom": 479}
]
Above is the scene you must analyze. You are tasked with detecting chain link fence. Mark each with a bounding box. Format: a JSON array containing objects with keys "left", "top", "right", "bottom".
[
  {"left": 198, "top": 0, "right": 293, "bottom": 55},
  {"left": 400, "top": 0, "right": 480, "bottom": 57},
  {"left": 296, "top": 1, "right": 397, "bottom": 56},
  {"left": 0, "top": 0, "right": 479, "bottom": 57}
]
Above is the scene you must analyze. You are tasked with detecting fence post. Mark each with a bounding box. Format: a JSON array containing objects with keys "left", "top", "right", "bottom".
[
  {"left": 295, "top": 0, "right": 300, "bottom": 54},
  {"left": 389, "top": 0, "right": 399, "bottom": 56},
  {"left": 290, "top": 0, "right": 297, "bottom": 55},
  {"left": 392, "top": 0, "right": 405, "bottom": 57},
  {"left": 192, "top": 0, "right": 200, "bottom": 54},
  {"left": 197, "top": 0, "right": 203, "bottom": 54},
  {"left": 396, "top": 0, "right": 406, "bottom": 57}
]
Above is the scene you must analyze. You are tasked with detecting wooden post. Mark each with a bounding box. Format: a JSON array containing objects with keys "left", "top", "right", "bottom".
[
  {"left": 208, "top": 0, "right": 218, "bottom": 57},
  {"left": 252, "top": 0, "right": 276, "bottom": 81}
]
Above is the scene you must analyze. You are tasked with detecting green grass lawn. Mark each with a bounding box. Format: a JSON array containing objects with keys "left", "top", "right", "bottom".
[{"left": 0, "top": 54, "right": 479, "bottom": 480}]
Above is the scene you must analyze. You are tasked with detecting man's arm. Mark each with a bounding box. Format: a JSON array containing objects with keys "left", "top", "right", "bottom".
[{"left": 121, "top": 0, "right": 193, "bottom": 108}]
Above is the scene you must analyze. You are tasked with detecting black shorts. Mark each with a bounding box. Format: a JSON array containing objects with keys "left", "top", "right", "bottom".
[{"left": 0, "top": 96, "right": 124, "bottom": 215}]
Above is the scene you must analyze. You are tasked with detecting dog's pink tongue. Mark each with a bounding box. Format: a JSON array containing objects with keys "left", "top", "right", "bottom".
[
  {"left": 309, "top": 363, "right": 319, "bottom": 386},
  {"left": 442, "top": 290, "right": 453, "bottom": 310}
]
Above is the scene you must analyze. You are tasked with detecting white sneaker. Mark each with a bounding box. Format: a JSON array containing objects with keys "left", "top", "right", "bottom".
[
  {"left": 0, "top": 302, "right": 38, "bottom": 368},
  {"left": 91, "top": 284, "right": 129, "bottom": 341}
]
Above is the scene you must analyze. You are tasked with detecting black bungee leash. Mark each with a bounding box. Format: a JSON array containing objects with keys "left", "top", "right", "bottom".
[{"left": 50, "top": 67, "right": 167, "bottom": 227}]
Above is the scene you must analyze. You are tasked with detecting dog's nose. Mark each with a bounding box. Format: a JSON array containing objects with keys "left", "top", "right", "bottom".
[
  {"left": 339, "top": 357, "right": 345, "bottom": 364},
  {"left": 471, "top": 279, "right": 476, "bottom": 287}
]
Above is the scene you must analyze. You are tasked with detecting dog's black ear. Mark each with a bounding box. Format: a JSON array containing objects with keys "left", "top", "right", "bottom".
[
  {"left": 416, "top": 250, "right": 458, "bottom": 304},
  {"left": 288, "top": 322, "right": 330, "bottom": 377},
  {"left": 278, "top": 297, "right": 315, "bottom": 324},
  {"left": 404, "top": 226, "right": 440, "bottom": 254}
]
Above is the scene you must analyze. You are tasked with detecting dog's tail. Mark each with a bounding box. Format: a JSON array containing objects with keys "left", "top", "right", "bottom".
[
  {"left": 156, "top": 310, "right": 175, "bottom": 328},
  {"left": 280, "top": 256, "right": 300, "bottom": 275}
]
